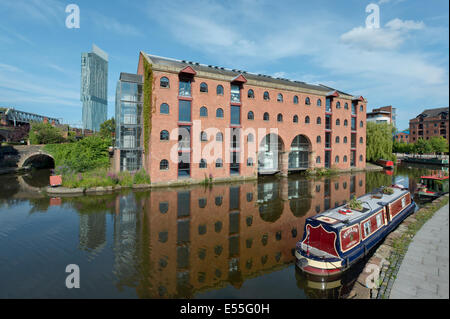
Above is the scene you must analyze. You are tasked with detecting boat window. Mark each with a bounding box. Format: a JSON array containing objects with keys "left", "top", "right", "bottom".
[
  {"left": 363, "top": 221, "right": 371, "bottom": 237},
  {"left": 401, "top": 197, "right": 406, "bottom": 207},
  {"left": 376, "top": 214, "right": 383, "bottom": 228}
]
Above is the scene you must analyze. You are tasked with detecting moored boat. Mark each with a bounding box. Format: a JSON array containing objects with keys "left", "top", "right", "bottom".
[
  {"left": 402, "top": 156, "right": 449, "bottom": 166},
  {"left": 376, "top": 159, "right": 394, "bottom": 169},
  {"left": 295, "top": 185, "right": 416, "bottom": 278},
  {"left": 415, "top": 174, "right": 449, "bottom": 202}
]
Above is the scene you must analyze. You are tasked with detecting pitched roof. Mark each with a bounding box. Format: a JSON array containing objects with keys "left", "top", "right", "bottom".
[{"left": 417, "top": 107, "right": 449, "bottom": 118}]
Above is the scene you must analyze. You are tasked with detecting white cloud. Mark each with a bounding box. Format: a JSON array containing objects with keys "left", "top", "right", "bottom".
[{"left": 385, "top": 18, "right": 425, "bottom": 31}]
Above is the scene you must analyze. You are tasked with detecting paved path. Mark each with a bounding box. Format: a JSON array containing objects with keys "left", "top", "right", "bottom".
[{"left": 390, "top": 203, "right": 449, "bottom": 299}]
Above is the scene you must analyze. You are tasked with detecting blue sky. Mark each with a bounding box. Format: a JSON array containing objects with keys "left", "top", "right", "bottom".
[{"left": 0, "top": 0, "right": 448, "bottom": 130}]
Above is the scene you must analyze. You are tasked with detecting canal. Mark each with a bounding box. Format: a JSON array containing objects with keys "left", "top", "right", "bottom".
[{"left": 0, "top": 164, "right": 446, "bottom": 298}]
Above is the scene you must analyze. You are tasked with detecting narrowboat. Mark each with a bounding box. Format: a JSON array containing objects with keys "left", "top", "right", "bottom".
[
  {"left": 402, "top": 156, "right": 449, "bottom": 166},
  {"left": 415, "top": 174, "right": 449, "bottom": 201},
  {"left": 295, "top": 185, "right": 417, "bottom": 278},
  {"left": 376, "top": 159, "right": 394, "bottom": 169}
]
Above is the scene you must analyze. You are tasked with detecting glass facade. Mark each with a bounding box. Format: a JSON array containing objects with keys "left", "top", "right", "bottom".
[{"left": 115, "top": 73, "right": 143, "bottom": 171}]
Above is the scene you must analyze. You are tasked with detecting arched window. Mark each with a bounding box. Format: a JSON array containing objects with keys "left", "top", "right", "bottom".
[
  {"left": 293, "top": 115, "right": 298, "bottom": 123},
  {"left": 215, "top": 158, "right": 223, "bottom": 168},
  {"left": 336, "top": 119, "right": 340, "bottom": 126},
  {"left": 160, "top": 130, "right": 169, "bottom": 141},
  {"left": 263, "top": 91, "right": 270, "bottom": 100},
  {"left": 247, "top": 157, "right": 254, "bottom": 167},
  {"left": 317, "top": 99, "right": 322, "bottom": 107},
  {"left": 344, "top": 103, "right": 349, "bottom": 110},
  {"left": 216, "top": 108, "right": 224, "bottom": 118},
  {"left": 344, "top": 119, "right": 348, "bottom": 126},
  {"left": 305, "top": 97, "right": 311, "bottom": 105},
  {"left": 360, "top": 121, "right": 364, "bottom": 127},
  {"left": 200, "top": 106, "right": 208, "bottom": 117},
  {"left": 160, "top": 159, "right": 169, "bottom": 170},
  {"left": 335, "top": 156, "right": 339, "bottom": 163},
  {"left": 263, "top": 112, "right": 269, "bottom": 121},
  {"left": 199, "top": 158, "right": 207, "bottom": 168},
  {"left": 317, "top": 136, "right": 321, "bottom": 143},
  {"left": 336, "top": 101, "right": 341, "bottom": 109},
  {"left": 247, "top": 133, "right": 254, "bottom": 142},
  {"left": 216, "top": 132, "right": 223, "bottom": 141},
  {"left": 335, "top": 136, "right": 340, "bottom": 143},
  {"left": 316, "top": 156, "right": 321, "bottom": 164},
  {"left": 343, "top": 155, "right": 348, "bottom": 162},
  {"left": 305, "top": 116, "right": 310, "bottom": 124},
  {"left": 293, "top": 96, "right": 299, "bottom": 104},
  {"left": 343, "top": 136, "right": 348, "bottom": 144},
  {"left": 216, "top": 85, "right": 224, "bottom": 95},
  {"left": 317, "top": 117, "right": 321, "bottom": 124},
  {"left": 160, "top": 77, "right": 169, "bottom": 88},
  {"left": 248, "top": 89, "right": 255, "bottom": 99},
  {"left": 359, "top": 155, "right": 364, "bottom": 162},
  {"left": 277, "top": 93, "right": 283, "bottom": 102},
  {"left": 200, "top": 131, "right": 208, "bottom": 141},
  {"left": 247, "top": 111, "right": 254, "bottom": 120},
  {"left": 360, "top": 137, "right": 363, "bottom": 144},
  {"left": 360, "top": 105, "right": 364, "bottom": 112},
  {"left": 160, "top": 103, "right": 169, "bottom": 114},
  {"left": 277, "top": 113, "right": 283, "bottom": 122},
  {"left": 200, "top": 82, "right": 208, "bottom": 92}
]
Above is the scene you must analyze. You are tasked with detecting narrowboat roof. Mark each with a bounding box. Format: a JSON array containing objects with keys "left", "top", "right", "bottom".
[
  {"left": 311, "top": 186, "right": 409, "bottom": 228},
  {"left": 421, "top": 175, "right": 449, "bottom": 180}
]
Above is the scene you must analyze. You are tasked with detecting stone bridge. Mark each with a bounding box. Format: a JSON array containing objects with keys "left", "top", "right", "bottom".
[{"left": 0, "top": 144, "right": 55, "bottom": 169}]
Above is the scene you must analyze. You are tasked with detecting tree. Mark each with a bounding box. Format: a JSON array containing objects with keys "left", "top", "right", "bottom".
[
  {"left": 366, "top": 122, "right": 395, "bottom": 162},
  {"left": 28, "top": 122, "right": 65, "bottom": 145},
  {"left": 429, "top": 136, "right": 449, "bottom": 154},
  {"left": 414, "top": 138, "right": 433, "bottom": 154},
  {"left": 99, "top": 117, "right": 115, "bottom": 139}
]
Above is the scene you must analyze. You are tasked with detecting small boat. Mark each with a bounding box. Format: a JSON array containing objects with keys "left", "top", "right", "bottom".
[
  {"left": 415, "top": 174, "right": 449, "bottom": 201},
  {"left": 295, "top": 185, "right": 416, "bottom": 278},
  {"left": 402, "top": 156, "right": 449, "bottom": 166},
  {"left": 376, "top": 159, "right": 394, "bottom": 169}
]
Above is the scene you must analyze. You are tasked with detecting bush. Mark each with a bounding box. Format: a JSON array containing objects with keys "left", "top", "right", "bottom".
[
  {"left": 28, "top": 122, "right": 65, "bottom": 144},
  {"left": 133, "top": 169, "right": 151, "bottom": 184}
]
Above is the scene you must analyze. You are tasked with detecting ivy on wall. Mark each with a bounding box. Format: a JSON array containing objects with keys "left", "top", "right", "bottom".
[{"left": 142, "top": 58, "right": 153, "bottom": 162}]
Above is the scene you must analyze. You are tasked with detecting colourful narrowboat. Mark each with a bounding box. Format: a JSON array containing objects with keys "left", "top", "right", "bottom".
[
  {"left": 416, "top": 175, "right": 449, "bottom": 201},
  {"left": 295, "top": 185, "right": 416, "bottom": 278},
  {"left": 376, "top": 159, "right": 394, "bottom": 169}
]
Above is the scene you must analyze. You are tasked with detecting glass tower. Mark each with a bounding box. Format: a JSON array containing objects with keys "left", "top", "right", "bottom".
[
  {"left": 115, "top": 72, "right": 143, "bottom": 171},
  {"left": 81, "top": 44, "right": 108, "bottom": 132}
]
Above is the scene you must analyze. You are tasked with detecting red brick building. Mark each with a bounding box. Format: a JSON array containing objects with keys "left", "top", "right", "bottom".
[
  {"left": 409, "top": 108, "right": 449, "bottom": 143},
  {"left": 115, "top": 52, "right": 367, "bottom": 185},
  {"left": 394, "top": 130, "right": 410, "bottom": 143}
]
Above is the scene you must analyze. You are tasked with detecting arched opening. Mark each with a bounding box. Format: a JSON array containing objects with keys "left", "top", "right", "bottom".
[
  {"left": 22, "top": 153, "right": 55, "bottom": 169},
  {"left": 289, "top": 135, "right": 311, "bottom": 171},
  {"left": 258, "top": 133, "right": 284, "bottom": 174}
]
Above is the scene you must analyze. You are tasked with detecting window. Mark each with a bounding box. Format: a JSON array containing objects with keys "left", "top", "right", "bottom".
[
  {"left": 263, "top": 91, "right": 270, "bottom": 100},
  {"left": 247, "top": 157, "right": 254, "bottom": 166},
  {"left": 231, "top": 84, "right": 240, "bottom": 102},
  {"left": 317, "top": 99, "right": 322, "bottom": 107},
  {"left": 343, "top": 155, "right": 347, "bottom": 162},
  {"left": 179, "top": 80, "right": 191, "bottom": 97},
  {"left": 317, "top": 117, "right": 321, "bottom": 124},
  {"left": 335, "top": 136, "right": 340, "bottom": 143},
  {"left": 215, "top": 196, "right": 223, "bottom": 206},
  {"left": 178, "top": 100, "right": 191, "bottom": 122},
  {"left": 360, "top": 120, "right": 364, "bottom": 128},
  {"left": 216, "top": 108, "right": 224, "bottom": 118},
  {"left": 160, "top": 77, "right": 169, "bottom": 88},
  {"left": 335, "top": 156, "right": 339, "bottom": 163},
  {"left": 376, "top": 214, "right": 383, "bottom": 228},
  {"left": 325, "top": 114, "right": 331, "bottom": 129},
  {"left": 326, "top": 98, "right": 331, "bottom": 112},
  {"left": 363, "top": 221, "right": 371, "bottom": 237},
  {"left": 200, "top": 82, "right": 208, "bottom": 93},
  {"left": 216, "top": 132, "right": 223, "bottom": 141},
  {"left": 305, "top": 97, "right": 311, "bottom": 105},
  {"left": 344, "top": 119, "right": 348, "bottom": 126},
  {"left": 351, "top": 117, "right": 356, "bottom": 130},
  {"left": 277, "top": 93, "right": 283, "bottom": 102},
  {"left": 293, "top": 115, "right": 298, "bottom": 123},
  {"left": 344, "top": 103, "right": 348, "bottom": 110},
  {"left": 160, "top": 103, "right": 169, "bottom": 114},
  {"left": 293, "top": 96, "right": 299, "bottom": 104},
  {"left": 216, "top": 158, "right": 223, "bottom": 168},
  {"left": 200, "top": 131, "right": 208, "bottom": 142},
  {"left": 160, "top": 159, "right": 169, "bottom": 170},
  {"left": 360, "top": 105, "right": 364, "bottom": 112},
  {"left": 248, "top": 111, "right": 254, "bottom": 120},
  {"left": 263, "top": 112, "right": 269, "bottom": 121},
  {"left": 359, "top": 155, "right": 363, "bottom": 162},
  {"left": 316, "top": 156, "right": 321, "bottom": 163},
  {"left": 247, "top": 133, "right": 254, "bottom": 142},
  {"left": 231, "top": 105, "right": 240, "bottom": 125},
  {"left": 344, "top": 136, "right": 348, "bottom": 144},
  {"left": 360, "top": 137, "right": 363, "bottom": 144},
  {"left": 178, "top": 152, "right": 190, "bottom": 177},
  {"left": 336, "top": 101, "right": 341, "bottom": 109},
  {"left": 401, "top": 197, "right": 406, "bottom": 207},
  {"left": 277, "top": 113, "right": 283, "bottom": 122},
  {"left": 216, "top": 85, "right": 224, "bottom": 95},
  {"left": 160, "top": 130, "right": 169, "bottom": 141},
  {"left": 317, "top": 136, "right": 321, "bottom": 143},
  {"left": 248, "top": 89, "right": 255, "bottom": 99},
  {"left": 336, "top": 119, "right": 340, "bottom": 126},
  {"left": 199, "top": 158, "right": 207, "bottom": 168},
  {"left": 305, "top": 116, "right": 310, "bottom": 124},
  {"left": 200, "top": 106, "right": 208, "bottom": 117},
  {"left": 159, "top": 202, "right": 168, "bottom": 214}
]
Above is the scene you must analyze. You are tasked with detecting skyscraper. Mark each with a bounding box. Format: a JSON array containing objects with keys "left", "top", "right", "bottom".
[{"left": 81, "top": 44, "right": 108, "bottom": 131}]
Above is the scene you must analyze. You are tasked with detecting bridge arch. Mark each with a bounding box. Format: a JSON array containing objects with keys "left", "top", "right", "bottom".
[{"left": 19, "top": 152, "right": 55, "bottom": 169}]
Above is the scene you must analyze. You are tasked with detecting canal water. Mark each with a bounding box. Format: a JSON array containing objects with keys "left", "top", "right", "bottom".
[{"left": 0, "top": 164, "right": 446, "bottom": 299}]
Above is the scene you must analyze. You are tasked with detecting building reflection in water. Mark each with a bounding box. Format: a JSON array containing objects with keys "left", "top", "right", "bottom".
[{"left": 78, "top": 211, "right": 107, "bottom": 258}]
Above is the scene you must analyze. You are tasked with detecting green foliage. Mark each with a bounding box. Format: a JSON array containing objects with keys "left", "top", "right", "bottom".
[
  {"left": 429, "top": 136, "right": 449, "bottom": 154},
  {"left": 393, "top": 141, "right": 415, "bottom": 154},
  {"left": 44, "top": 135, "right": 111, "bottom": 173},
  {"left": 413, "top": 138, "right": 433, "bottom": 154},
  {"left": 348, "top": 196, "right": 363, "bottom": 210},
  {"left": 143, "top": 58, "right": 153, "bottom": 161},
  {"left": 28, "top": 122, "right": 65, "bottom": 144},
  {"left": 366, "top": 122, "right": 395, "bottom": 162},
  {"left": 382, "top": 187, "right": 394, "bottom": 195},
  {"left": 99, "top": 117, "right": 115, "bottom": 139},
  {"left": 133, "top": 169, "right": 151, "bottom": 184}
]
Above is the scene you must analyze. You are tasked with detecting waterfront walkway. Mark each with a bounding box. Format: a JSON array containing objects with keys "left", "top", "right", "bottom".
[{"left": 390, "top": 203, "right": 449, "bottom": 299}]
